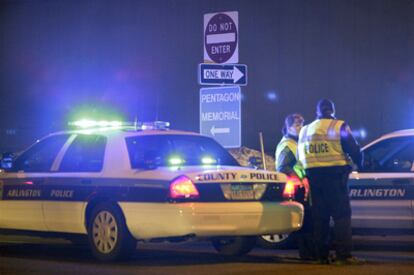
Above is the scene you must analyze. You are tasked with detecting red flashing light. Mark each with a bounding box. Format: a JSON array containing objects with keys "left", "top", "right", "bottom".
[
  {"left": 283, "top": 176, "right": 301, "bottom": 199},
  {"left": 169, "top": 176, "right": 199, "bottom": 199}
]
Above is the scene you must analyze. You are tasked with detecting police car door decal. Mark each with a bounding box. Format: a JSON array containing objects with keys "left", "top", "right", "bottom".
[
  {"left": 0, "top": 176, "right": 47, "bottom": 231},
  {"left": 349, "top": 173, "right": 414, "bottom": 229}
]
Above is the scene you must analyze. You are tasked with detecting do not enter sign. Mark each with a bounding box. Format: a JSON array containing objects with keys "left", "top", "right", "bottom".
[{"left": 204, "top": 11, "right": 238, "bottom": 64}]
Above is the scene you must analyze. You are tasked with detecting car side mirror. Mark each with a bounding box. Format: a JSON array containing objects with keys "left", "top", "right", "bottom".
[{"left": 1, "top": 152, "right": 14, "bottom": 170}]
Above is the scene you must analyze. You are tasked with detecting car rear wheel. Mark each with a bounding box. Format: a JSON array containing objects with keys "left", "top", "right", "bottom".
[
  {"left": 257, "top": 233, "right": 296, "bottom": 249},
  {"left": 211, "top": 236, "right": 257, "bottom": 256},
  {"left": 88, "top": 203, "right": 137, "bottom": 261}
]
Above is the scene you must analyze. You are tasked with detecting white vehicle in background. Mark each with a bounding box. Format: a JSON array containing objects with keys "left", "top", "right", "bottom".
[
  {"left": 255, "top": 129, "right": 414, "bottom": 249},
  {"left": 0, "top": 121, "right": 304, "bottom": 261},
  {"left": 349, "top": 129, "right": 414, "bottom": 235}
]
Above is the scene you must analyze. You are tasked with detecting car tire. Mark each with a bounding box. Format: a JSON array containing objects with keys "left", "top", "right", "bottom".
[
  {"left": 87, "top": 202, "right": 137, "bottom": 261},
  {"left": 211, "top": 236, "right": 257, "bottom": 256},
  {"left": 256, "top": 233, "right": 297, "bottom": 249}
]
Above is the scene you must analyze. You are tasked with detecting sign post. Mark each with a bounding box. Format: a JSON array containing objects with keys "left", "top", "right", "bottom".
[{"left": 200, "top": 86, "right": 241, "bottom": 148}]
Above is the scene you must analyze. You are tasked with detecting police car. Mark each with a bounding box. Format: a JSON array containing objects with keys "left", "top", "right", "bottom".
[
  {"left": 257, "top": 129, "right": 414, "bottom": 249},
  {"left": 0, "top": 121, "right": 304, "bottom": 261},
  {"left": 349, "top": 129, "right": 414, "bottom": 235}
]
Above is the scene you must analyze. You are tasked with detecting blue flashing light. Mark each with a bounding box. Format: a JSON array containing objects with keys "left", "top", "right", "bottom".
[
  {"left": 141, "top": 121, "right": 170, "bottom": 130},
  {"left": 351, "top": 128, "right": 367, "bottom": 140},
  {"left": 69, "top": 119, "right": 170, "bottom": 131},
  {"left": 359, "top": 129, "right": 367, "bottom": 139}
]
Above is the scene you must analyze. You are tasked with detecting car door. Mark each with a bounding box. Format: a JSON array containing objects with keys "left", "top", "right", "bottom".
[
  {"left": 349, "top": 136, "right": 414, "bottom": 233},
  {"left": 42, "top": 134, "right": 106, "bottom": 233},
  {"left": 0, "top": 134, "right": 70, "bottom": 231}
]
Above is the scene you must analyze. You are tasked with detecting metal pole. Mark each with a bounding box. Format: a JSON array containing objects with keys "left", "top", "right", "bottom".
[{"left": 259, "top": 132, "right": 267, "bottom": 170}]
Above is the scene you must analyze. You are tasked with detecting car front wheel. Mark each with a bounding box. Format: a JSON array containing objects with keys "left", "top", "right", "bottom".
[
  {"left": 88, "top": 203, "right": 137, "bottom": 261},
  {"left": 257, "top": 233, "right": 296, "bottom": 249},
  {"left": 211, "top": 236, "right": 257, "bottom": 256}
]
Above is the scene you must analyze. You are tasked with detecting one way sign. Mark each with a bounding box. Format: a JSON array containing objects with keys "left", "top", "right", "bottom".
[{"left": 199, "top": 63, "right": 247, "bottom": 86}]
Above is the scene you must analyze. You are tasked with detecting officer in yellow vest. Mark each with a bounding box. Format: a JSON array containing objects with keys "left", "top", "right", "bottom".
[
  {"left": 275, "top": 113, "right": 313, "bottom": 260},
  {"left": 297, "top": 99, "right": 362, "bottom": 265},
  {"left": 275, "top": 113, "right": 305, "bottom": 176}
]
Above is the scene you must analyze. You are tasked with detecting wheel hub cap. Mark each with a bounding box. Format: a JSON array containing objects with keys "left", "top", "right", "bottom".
[{"left": 92, "top": 211, "right": 118, "bottom": 254}]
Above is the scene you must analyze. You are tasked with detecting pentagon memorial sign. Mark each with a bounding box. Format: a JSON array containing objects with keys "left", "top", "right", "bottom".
[{"left": 200, "top": 86, "right": 241, "bottom": 148}]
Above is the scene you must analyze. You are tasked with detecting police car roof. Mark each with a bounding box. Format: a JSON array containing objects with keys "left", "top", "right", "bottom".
[
  {"left": 363, "top": 129, "right": 414, "bottom": 150},
  {"left": 384, "top": 129, "right": 414, "bottom": 138}
]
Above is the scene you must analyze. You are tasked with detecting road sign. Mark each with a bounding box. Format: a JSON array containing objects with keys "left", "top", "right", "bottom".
[
  {"left": 204, "top": 11, "right": 238, "bottom": 64},
  {"left": 200, "top": 86, "right": 241, "bottom": 148},
  {"left": 199, "top": 63, "right": 247, "bottom": 86}
]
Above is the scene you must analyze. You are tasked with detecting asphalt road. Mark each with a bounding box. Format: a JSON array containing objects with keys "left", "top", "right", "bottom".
[{"left": 0, "top": 235, "right": 413, "bottom": 275}]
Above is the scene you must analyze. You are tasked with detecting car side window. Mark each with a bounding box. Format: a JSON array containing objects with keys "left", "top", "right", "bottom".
[
  {"left": 10, "top": 135, "right": 70, "bottom": 172},
  {"left": 382, "top": 141, "right": 414, "bottom": 172},
  {"left": 361, "top": 136, "right": 414, "bottom": 172},
  {"left": 126, "top": 136, "right": 170, "bottom": 169},
  {"left": 59, "top": 134, "right": 106, "bottom": 172}
]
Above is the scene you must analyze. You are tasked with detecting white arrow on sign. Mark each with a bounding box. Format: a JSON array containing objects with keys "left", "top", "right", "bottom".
[
  {"left": 210, "top": 125, "right": 230, "bottom": 136},
  {"left": 232, "top": 66, "right": 244, "bottom": 83},
  {"left": 203, "top": 66, "right": 244, "bottom": 83}
]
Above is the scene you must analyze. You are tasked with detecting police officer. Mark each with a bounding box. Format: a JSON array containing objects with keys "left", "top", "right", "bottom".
[
  {"left": 275, "top": 113, "right": 313, "bottom": 260},
  {"left": 275, "top": 114, "right": 304, "bottom": 176},
  {"left": 297, "top": 99, "right": 362, "bottom": 265}
]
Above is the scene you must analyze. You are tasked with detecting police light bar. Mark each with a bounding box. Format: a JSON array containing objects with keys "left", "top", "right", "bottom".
[
  {"left": 69, "top": 119, "right": 126, "bottom": 129},
  {"left": 141, "top": 121, "right": 170, "bottom": 130},
  {"left": 68, "top": 119, "right": 170, "bottom": 130}
]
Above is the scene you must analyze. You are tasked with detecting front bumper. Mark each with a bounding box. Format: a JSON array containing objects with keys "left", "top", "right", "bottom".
[{"left": 120, "top": 201, "right": 304, "bottom": 240}]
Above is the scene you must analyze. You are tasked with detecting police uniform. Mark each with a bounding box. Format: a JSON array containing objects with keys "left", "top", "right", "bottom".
[
  {"left": 298, "top": 117, "right": 361, "bottom": 262},
  {"left": 275, "top": 135, "right": 303, "bottom": 176},
  {"left": 275, "top": 134, "right": 314, "bottom": 259}
]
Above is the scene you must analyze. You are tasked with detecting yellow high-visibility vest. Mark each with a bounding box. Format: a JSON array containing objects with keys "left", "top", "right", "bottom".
[
  {"left": 275, "top": 137, "right": 297, "bottom": 167},
  {"left": 298, "top": 119, "right": 348, "bottom": 168},
  {"left": 275, "top": 137, "right": 306, "bottom": 178}
]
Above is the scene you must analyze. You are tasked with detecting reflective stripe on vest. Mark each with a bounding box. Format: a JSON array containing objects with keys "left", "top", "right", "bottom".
[
  {"left": 298, "top": 119, "right": 348, "bottom": 168},
  {"left": 275, "top": 137, "right": 297, "bottom": 168},
  {"left": 275, "top": 137, "right": 306, "bottom": 178}
]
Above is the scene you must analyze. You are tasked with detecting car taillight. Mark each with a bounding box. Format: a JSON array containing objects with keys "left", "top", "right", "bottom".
[
  {"left": 283, "top": 176, "right": 302, "bottom": 199},
  {"left": 169, "top": 175, "right": 200, "bottom": 199}
]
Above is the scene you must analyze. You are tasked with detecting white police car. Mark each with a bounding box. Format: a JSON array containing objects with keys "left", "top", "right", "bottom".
[
  {"left": 349, "top": 129, "right": 414, "bottom": 235},
  {"left": 257, "top": 129, "right": 414, "bottom": 249},
  {"left": 0, "top": 121, "right": 304, "bottom": 261}
]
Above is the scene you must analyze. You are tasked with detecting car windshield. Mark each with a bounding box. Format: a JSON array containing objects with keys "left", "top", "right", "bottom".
[{"left": 125, "top": 134, "right": 239, "bottom": 168}]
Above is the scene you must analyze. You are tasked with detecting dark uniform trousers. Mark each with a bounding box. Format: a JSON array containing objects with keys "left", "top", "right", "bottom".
[
  {"left": 305, "top": 166, "right": 352, "bottom": 260},
  {"left": 296, "top": 199, "right": 315, "bottom": 259}
]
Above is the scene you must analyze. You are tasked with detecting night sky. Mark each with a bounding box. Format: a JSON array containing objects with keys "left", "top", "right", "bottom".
[{"left": 1, "top": 0, "right": 414, "bottom": 152}]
